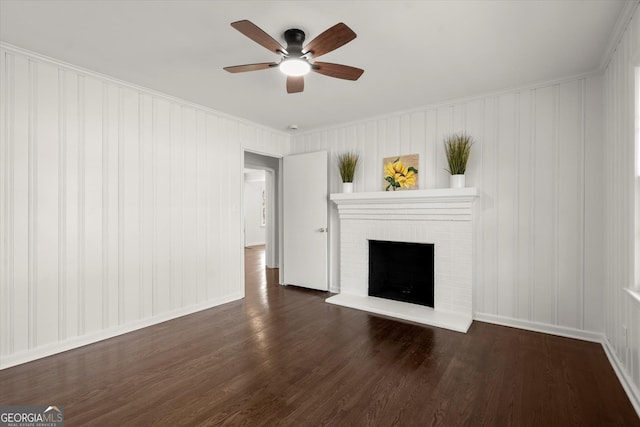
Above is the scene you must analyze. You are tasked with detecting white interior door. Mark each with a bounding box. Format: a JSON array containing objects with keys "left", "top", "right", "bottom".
[{"left": 283, "top": 151, "right": 328, "bottom": 291}]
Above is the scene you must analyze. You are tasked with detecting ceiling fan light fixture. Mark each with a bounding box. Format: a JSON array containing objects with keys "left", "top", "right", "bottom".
[
  {"left": 225, "top": 20, "right": 362, "bottom": 93},
  {"left": 279, "top": 58, "right": 311, "bottom": 76}
]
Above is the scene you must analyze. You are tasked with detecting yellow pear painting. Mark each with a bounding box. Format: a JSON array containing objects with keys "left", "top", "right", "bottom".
[{"left": 383, "top": 154, "right": 419, "bottom": 191}]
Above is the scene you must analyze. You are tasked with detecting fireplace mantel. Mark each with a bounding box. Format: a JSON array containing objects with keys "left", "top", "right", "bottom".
[
  {"left": 330, "top": 188, "right": 478, "bottom": 222},
  {"left": 330, "top": 187, "right": 478, "bottom": 205},
  {"left": 327, "top": 187, "right": 478, "bottom": 333}
]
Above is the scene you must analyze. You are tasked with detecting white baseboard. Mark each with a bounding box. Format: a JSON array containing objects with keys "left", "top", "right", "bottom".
[
  {"left": 602, "top": 336, "right": 640, "bottom": 417},
  {"left": 473, "top": 312, "right": 603, "bottom": 342},
  {"left": 0, "top": 293, "right": 243, "bottom": 370},
  {"left": 474, "top": 312, "right": 640, "bottom": 419}
]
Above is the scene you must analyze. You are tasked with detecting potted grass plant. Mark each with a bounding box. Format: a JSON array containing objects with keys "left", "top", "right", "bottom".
[
  {"left": 337, "top": 151, "right": 359, "bottom": 193},
  {"left": 444, "top": 133, "right": 473, "bottom": 188}
]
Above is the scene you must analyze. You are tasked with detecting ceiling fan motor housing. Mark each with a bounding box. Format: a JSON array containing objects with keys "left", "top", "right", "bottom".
[{"left": 284, "top": 29, "right": 306, "bottom": 57}]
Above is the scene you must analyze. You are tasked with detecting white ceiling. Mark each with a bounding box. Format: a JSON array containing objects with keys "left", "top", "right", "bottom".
[{"left": 0, "top": 0, "right": 635, "bottom": 132}]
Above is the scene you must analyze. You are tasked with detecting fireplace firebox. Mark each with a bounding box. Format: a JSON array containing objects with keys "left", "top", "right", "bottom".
[{"left": 368, "top": 240, "right": 434, "bottom": 308}]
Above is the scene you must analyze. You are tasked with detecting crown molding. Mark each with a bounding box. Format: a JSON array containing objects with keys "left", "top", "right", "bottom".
[{"left": 599, "top": 0, "right": 640, "bottom": 71}]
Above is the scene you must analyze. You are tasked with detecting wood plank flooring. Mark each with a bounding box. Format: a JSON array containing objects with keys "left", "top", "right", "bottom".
[{"left": 1, "top": 245, "right": 638, "bottom": 426}]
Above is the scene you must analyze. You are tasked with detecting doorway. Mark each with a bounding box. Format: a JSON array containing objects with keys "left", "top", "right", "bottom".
[
  {"left": 243, "top": 168, "right": 267, "bottom": 248},
  {"left": 243, "top": 151, "right": 282, "bottom": 289}
]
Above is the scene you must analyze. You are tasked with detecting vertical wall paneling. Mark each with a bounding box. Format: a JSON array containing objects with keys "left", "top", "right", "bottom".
[
  {"left": 553, "top": 85, "right": 560, "bottom": 326},
  {"left": 216, "top": 119, "right": 227, "bottom": 294},
  {"left": 117, "top": 87, "right": 124, "bottom": 325},
  {"left": 183, "top": 108, "right": 197, "bottom": 307},
  {"left": 532, "top": 86, "right": 556, "bottom": 325},
  {"left": 291, "top": 74, "right": 603, "bottom": 334},
  {"left": 388, "top": 116, "right": 400, "bottom": 156},
  {"left": 63, "top": 69, "right": 79, "bottom": 340},
  {"left": 0, "top": 44, "right": 289, "bottom": 368},
  {"left": 101, "top": 83, "right": 109, "bottom": 329},
  {"left": 578, "top": 78, "right": 586, "bottom": 331},
  {"left": 602, "top": 5, "right": 640, "bottom": 410},
  {"left": 222, "top": 120, "right": 236, "bottom": 295},
  {"left": 140, "top": 93, "right": 154, "bottom": 319},
  {"left": 28, "top": 59, "right": 38, "bottom": 349},
  {"left": 496, "top": 93, "right": 516, "bottom": 319},
  {"left": 170, "top": 103, "right": 182, "bottom": 309},
  {"left": 136, "top": 93, "right": 144, "bottom": 320},
  {"left": 481, "top": 97, "right": 497, "bottom": 315},
  {"left": 0, "top": 49, "right": 9, "bottom": 357},
  {"left": 154, "top": 97, "right": 171, "bottom": 315},
  {"left": 408, "top": 112, "right": 425, "bottom": 187},
  {"left": 557, "top": 80, "right": 582, "bottom": 329},
  {"left": 84, "top": 76, "right": 104, "bottom": 334},
  {"left": 15, "top": 55, "right": 29, "bottom": 353},
  {"left": 424, "top": 110, "right": 438, "bottom": 189},
  {"left": 529, "top": 90, "right": 539, "bottom": 323},
  {"left": 206, "top": 114, "right": 219, "bottom": 300},
  {"left": 151, "top": 96, "right": 159, "bottom": 317},
  {"left": 77, "top": 75, "right": 86, "bottom": 336},
  {"left": 195, "top": 111, "right": 206, "bottom": 302},
  {"left": 584, "top": 76, "right": 604, "bottom": 333},
  {"left": 57, "top": 69, "right": 65, "bottom": 341},
  {"left": 516, "top": 90, "right": 533, "bottom": 320},
  {"left": 436, "top": 106, "right": 453, "bottom": 189},
  {"left": 106, "top": 84, "right": 119, "bottom": 328},
  {"left": 512, "top": 93, "right": 521, "bottom": 320},
  {"left": 122, "top": 87, "right": 140, "bottom": 324}
]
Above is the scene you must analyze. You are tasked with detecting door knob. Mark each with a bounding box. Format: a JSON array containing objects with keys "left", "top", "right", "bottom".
[{"left": 318, "top": 227, "right": 328, "bottom": 233}]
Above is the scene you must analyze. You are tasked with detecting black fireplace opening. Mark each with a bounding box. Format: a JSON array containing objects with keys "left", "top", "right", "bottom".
[{"left": 368, "top": 240, "right": 434, "bottom": 308}]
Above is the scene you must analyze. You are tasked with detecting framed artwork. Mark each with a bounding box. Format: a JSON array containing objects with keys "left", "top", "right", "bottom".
[{"left": 383, "top": 154, "right": 419, "bottom": 191}]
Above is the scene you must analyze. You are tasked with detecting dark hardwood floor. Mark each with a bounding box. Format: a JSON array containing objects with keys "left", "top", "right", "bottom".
[{"left": 1, "top": 245, "right": 638, "bottom": 426}]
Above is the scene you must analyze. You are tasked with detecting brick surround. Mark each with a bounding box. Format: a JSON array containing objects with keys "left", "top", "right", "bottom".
[{"left": 327, "top": 188, "right": 478, "bottom": 332}]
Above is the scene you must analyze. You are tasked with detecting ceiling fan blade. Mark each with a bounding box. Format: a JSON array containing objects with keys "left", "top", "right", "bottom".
[
  {"left": 312, "top": 62, "right": 364, "bottom": 81},
  {"left": 223, "top": 62, "right": 278, "bottom": 73},
  {"left": 230, "top": 20, "right": 287, "bottom": 55},
  {"left": 287, "top": 76, "right": 304, "bottom": 93},
  {"left": 302, "top": 23, "right": 356, "bottom": 58}
]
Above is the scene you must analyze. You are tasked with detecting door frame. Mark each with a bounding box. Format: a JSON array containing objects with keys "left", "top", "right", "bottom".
[{"left": 242, "top": 150, "right": 284, "bottom": 285}]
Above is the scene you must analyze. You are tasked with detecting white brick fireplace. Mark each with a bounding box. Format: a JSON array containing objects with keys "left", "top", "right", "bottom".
[{"left": 327, "top": 188, "right": 478, "bottom": 332}]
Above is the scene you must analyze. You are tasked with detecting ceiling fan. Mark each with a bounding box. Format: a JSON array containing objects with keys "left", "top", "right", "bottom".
[{"left": 223, "top": 20, "right": 364, "bottom": 94}]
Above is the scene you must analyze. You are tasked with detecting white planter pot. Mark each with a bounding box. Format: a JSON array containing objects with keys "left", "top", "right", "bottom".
[
  {"left": 450, "top": 174, "right": 466, "bottom": 188},
  {"left": 342, "top": 182, "right": 354, "bottom": 193}
]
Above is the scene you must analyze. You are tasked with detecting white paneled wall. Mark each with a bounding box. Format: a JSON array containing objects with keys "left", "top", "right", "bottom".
[
  {"left": 0, "top": 45, "right": 289, "bottom": 368},
  {"left": 602, "top": 4, "right": 640, "bottom": 409},
  {"left": 291, "top": 75, "right": 604, "bottom": 335}
]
